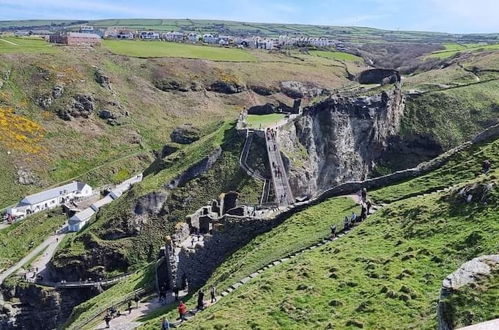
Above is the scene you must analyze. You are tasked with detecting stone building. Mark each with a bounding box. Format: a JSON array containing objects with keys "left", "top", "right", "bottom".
[{"left": 49, "top": 32, "right": 101, "bottom": 46}]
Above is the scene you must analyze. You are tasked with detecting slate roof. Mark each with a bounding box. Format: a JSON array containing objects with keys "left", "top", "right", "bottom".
[
  {"left": 69, "top": 207, "right": 96, "bottom": 224},
  {"left": 19, "top": 181, "right": 89, "bottom": 206}
]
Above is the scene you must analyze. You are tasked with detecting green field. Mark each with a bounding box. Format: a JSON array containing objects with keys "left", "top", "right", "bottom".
[
  {"left": 0, "top": 36, "right": 59, "bottom": 54},
  {"left": 310, "top": 50, "right": 363, "bottom": 62},
  {"left": 103, "top": 40, "right": 257, "bottom": 61},
  {"left": 246, "top": 113, "right": 286, "bottom": 129},
  {"left": 429, "top": 42, "right": 499, "bottom": 59}
]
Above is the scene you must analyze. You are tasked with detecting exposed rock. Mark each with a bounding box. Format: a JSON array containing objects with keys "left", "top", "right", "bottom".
[
  {"left": 95, "top": 69, "right": 111, "bottom": 89},
  {"left": 170, "top": 124, "right": 200, "bottom": 145},
  {"left": 250, "top": 85, "right": 277, "bottom": 96},
  {"left": 209, "top": 80, "right": 245, "bottom": 94},
  {"left": 134, "top": 191, "right": 168, "bottom": 216},
  {"left": 98, "top": 109, "right": 121, "bottom": 126},
  {"left": 154, "top": 79, "right": 190, "bottom": 92},
  {"left": 357, "top": 69, "right": 401, "bottom": 85},
  {"left": 52, "top": 85, "right": 64, "bottom": 99},
  {"left": 17, "top": 168, "right": 38, "bottom": 185},
  {"left": 36, "top": 94, "right": 53, "bottom": 109},
  {"left": 0, "top": 69, "right": 11, "bottom": 89},
  {"left": 277, "top": 88, "right": 405, "bottom": 196},
  {"left": 438, "top": 255, "right": 499, "bottom": 330},
  {"left": 247, "top": 103, "right": 277, "bottom": 115},
  {"left": 57, "top": 94, "right": 95, "bottom": 120},
  {"left": 161, "top": 144, "right": 179, "bottom": 158},
  {"left": 280, "top": 81, "right": 326, "bottom": 99}
]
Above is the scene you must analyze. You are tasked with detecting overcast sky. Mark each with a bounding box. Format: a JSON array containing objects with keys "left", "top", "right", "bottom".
[{"left": 1, "top": 0, "right": 498, "bottom": 34}]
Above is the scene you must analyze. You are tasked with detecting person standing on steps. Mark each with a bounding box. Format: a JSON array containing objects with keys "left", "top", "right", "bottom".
[
  {"left": 162, "top": 317, "right": 170, "bottom": 330},
  {"left": 366, "top": 200, "right": 372, "bottom": 215},
  {"left": 330, "top": 224, "right": 337, "bottom": 238},
  {"left": 104, "top": 314, "right": 111, "bottom": 328},
  {"left": 197, "top": 290, "right": 205, "bottom": 310},
  {"left": 210, "top": 285, "right": 217, "bottom": 303},
  {"left": 178, "top": 301, "right": 188, "bottom": 321},
  {"left": 361, "top": 188, "right": 368, "bottom": 203},
  {"left": 360, "top": 205, "right": 367, "bottom": 222},
  {"left": 128, "top": 300, "right": 132, "bottom": 314}
]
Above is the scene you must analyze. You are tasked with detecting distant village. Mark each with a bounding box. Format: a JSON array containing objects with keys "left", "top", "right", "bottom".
[{"left": 9, "top": 25, "right": 346, "bottom": 51}]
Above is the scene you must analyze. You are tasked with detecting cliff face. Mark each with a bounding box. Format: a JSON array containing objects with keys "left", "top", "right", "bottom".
[{"left": 278, "top": 88, "right": 405, "bottom": 196}]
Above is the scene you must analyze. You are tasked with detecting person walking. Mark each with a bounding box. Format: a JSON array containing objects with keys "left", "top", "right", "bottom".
[
  {"left": 128, "top": 300, "right": 132, "bottom": 314},
  {"left": 210, "top": 285, "right": 217, "bottom": 303},
  {"left": 173, "top": 286, "right": 179, "bottom": 301},
  {"left": 178, "top": 301, "right": 188, "bottom": 321},
  {"left": 197, "top": 290, "right": 205, "bottom": 310},
  {"left": 133, "top": 294, "right": 139, "bottom": 308}
]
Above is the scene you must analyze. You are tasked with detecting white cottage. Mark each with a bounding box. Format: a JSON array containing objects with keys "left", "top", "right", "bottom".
[
  {"left": 68, "top": 207, "right": 96, "bottom": 232},
  {"left": 7, "top": 181, "right": 93, "bottom": 219}
]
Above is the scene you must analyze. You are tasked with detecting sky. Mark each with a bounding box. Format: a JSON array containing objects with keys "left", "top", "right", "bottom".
[{"left": 0, "top": 0, "right": 498, "bottom": 34}]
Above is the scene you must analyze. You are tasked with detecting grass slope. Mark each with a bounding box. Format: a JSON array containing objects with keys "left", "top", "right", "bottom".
[
  {"left": 0, "top": 210, "right": 65, "bottom": 270},
  {"left": 0, "top": 36, "right": 59, "bottom": 54},
  {"left": 103, "top": 40, "right": 257, "bottom": 61},
  {"left": 141, "top": 135, "right": 499, "bottom": 329},
  {"left": 310, "top": 50, "right": 363, "bottom": 62},
  {"left": 246, "top": 113, "right": 286, "bottom": 129}
]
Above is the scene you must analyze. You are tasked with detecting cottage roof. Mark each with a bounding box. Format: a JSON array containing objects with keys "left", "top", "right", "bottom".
[
  {"left": 20, "top": 181, "right": 90, "bottom": 206},
  {"left": 69, "top": 207, "right": 96, "bottom": 224}
]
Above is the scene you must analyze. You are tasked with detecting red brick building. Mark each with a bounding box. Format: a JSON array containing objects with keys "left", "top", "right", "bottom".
[{"left": 49, "top": 32, "right": 101, "bottom": 46}]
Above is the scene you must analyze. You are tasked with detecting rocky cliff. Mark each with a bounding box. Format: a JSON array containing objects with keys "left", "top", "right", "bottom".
[{"left": 278, "top": 88, "right": 405, "bottom": 197}]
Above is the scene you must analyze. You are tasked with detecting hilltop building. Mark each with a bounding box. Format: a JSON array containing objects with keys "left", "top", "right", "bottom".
[{"left": 49, "top": 32, "right": 101, "bottom": 45}]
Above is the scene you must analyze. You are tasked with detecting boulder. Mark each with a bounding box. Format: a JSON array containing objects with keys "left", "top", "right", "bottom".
[
  {"left": 95, "top": 69, "right": 111, "bottom": 89},
  {"left": 56, "top": 94, "right": 95, "bottom": 120},
  {"left": 17, "top": 168, "right": 38, "bottom": 185},
  {"left": 170, "top": 124, "right": 200, "bottom": 145},
  {"left": 74, "top": 94, "right": 94, "bottom": 112},
  {"left": 209, "top": 80, "right": 245, "bottom": 94},
  {"left": 98, "top": 109, "right": 117, "bottom": 120},
  {"left": 52, "top": 85, "right": 64, "bottom": 99}
]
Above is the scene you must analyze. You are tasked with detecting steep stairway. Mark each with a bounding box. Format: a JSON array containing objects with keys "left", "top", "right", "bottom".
[{"left": 265, "top": 130, "right": 294, "bottom": 206}]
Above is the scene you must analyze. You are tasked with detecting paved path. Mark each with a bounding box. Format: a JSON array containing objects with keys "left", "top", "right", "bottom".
[
  {"left": 265, "top": 131, "right": 294, "bottom": 206},
  {"left": 0, "top": 230, "right": 66, "bottom": 285},
  {"left": 94, "top": 298, "right": 164, "bottom": 330},
  {"left": 25, "top": 232, "right": 67, "bottom": 283}
]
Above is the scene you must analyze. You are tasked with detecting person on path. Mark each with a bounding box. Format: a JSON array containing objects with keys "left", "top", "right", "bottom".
[
  {"left": 197, "top": 290, "right": 205, "bottom": 310},
  {"left": 178, "top": 301, "right": 188, "bottom": 321},
  {"left": 351, "top": 212, "right": 357, "bottom": 223},
  {"left": 210, "top": 286, "right": 217, "bottom": 303},
  {"left": 330, "top": 224, "right": 337, "bottom": 238},
  {"left": 344, "top": 216, "right": 350, "bottom": 230},
  {"left": 128, "top": 300, "right": 132, "bottom": 314},
  {"left": 360, "top": 205, "right": 367, "bottom": 222},
  {"left": 366, "top": 200, "right": 372, "bottom": 214},
  {"left": 361, "top": 188, "right": 367, "bottom": 203},
  {"left": 134, "top": 294, "right": 139, "bottom": 308},
  {"left": 162, "top": 317, "right": 171, "bottom": 330},
  {"left": 104, "top": 314, "right": 111, "bottom": 328}
]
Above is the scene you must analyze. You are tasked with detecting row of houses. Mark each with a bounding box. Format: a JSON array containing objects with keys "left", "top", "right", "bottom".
[
  {"left": 68, "top": 174, "right": 143, "bottom": 232},
  {"left": 103, "top": 27, "right": 338, "bottom": 50},
  {"left": 6, "top": 181, "right": 93, "bottom": 219}
]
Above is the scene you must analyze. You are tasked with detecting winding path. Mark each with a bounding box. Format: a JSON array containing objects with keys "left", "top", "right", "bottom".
[{"left": 0, "top": 231, "right": 66, "bottom": 285}]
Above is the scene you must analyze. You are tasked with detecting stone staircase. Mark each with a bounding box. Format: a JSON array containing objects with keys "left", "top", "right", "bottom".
[{"left": 265, "top": 130, "right": 294, "bottom": 206}]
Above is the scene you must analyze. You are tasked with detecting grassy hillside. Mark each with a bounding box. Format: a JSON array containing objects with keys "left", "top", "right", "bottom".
[
  {"left": 0, "top": 36, "right": 59, "bottom": 54},
  {"left": 140, "top": 135, "right": 499, "bottom": 329},
  {"left": 0, "top": 39, "right": 355, "bottom": 210},
  {"left": 0, "top": 210, "right": 66, "bottom": 270},
  {"left": 429, "top": 42, "right": 499, "bottom": 59}
]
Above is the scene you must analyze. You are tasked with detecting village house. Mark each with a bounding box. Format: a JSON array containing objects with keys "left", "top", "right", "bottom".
[
  {"left": 202, "top": 33, "right": 219, "bottom": 44},
  {"left": 139, "top": 31, "right": 160, "bottom": 40},
  {"left": 6, "top": 181, "right": 93, "bottom": 219},
  {"left": 163, "top": 31, "right": 184, "bottom": 42},
  {"left": 187, "top": 32, "right": 200, "bottom": 43},
  {"left": 49, "top": 32, "right": 101, "bottom": 46}
]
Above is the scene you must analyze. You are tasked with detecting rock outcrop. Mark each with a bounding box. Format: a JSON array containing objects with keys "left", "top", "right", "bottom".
[
  {"left": 277, "top": 88, "right": 405, "bottom": 196},
  {"left": 209, "top": 81, "right": 245, "bottom": 94},
  {"left": 249, "top": 85, "right": 277, "bottom": 96},
  {"left": 52, "top": 85, "right": 64, "bottom": 99},
  {"left": 357, "top": 69, "right": 401, "bottom": 85},
  {"left": 154, "top": 79, "right": 191, "bottom": 92},
  {"left": 36, "top": 94, "right": 53, "bottom": 109},
  {"left": 280, "top": 81, "right": 327, "bottom": 99},
  {"left": 57, "top": 94, "right": 95, "bottom": 121},
  {"left": 95, "top": 69, "right": 111, "bottom": 89},
  {"left": 17, "top": 168, "right": 38, "bottom": 185},
  {"left": 170, "top": 124, "right": 200, "bottom": 145},
  {"left": 438, "top": 255, "right": 499, "bottom": 330}
]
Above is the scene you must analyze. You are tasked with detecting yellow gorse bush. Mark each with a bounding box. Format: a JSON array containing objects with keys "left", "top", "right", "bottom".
[{"left": 0, "top": 107, "right": 45, "bottom": 154}]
